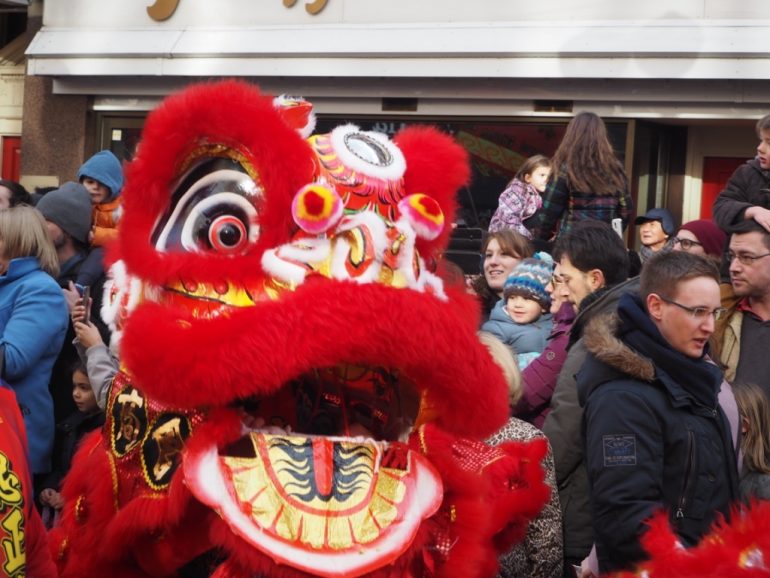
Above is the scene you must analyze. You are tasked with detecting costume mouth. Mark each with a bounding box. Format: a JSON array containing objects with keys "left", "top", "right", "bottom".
[
  {"left": 183, "top": 365, "right": 443, "bottom": 578},
  {"left": 119, "top": 276, "right": 508, "bottom": 574}
]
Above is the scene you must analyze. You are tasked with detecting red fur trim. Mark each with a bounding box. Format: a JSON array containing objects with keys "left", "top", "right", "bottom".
[
  {"left": 416, "top": 425, "right": 550, "bottom": 578},
  {"left": 612, "top": 501, "right": 770, "bottom": 577},
  {"left": 118, "top": 80, "right": 314, "bottom": 287},
  {"left": 394, "top": 127, "right": 469, "bottom": 258},
  {"left": 487, "top": 438, "right": 550, "bottom": 551},
  {"left": 121, "top": 281, "right": 508, "bottom": 440}
]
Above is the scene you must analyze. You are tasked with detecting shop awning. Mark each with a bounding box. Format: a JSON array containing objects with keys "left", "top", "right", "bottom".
[{"left": 25, "top": 20, "right": 770, "bottom": 80}]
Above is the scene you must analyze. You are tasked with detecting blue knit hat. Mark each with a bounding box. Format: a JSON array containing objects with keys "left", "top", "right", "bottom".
[{"left": 503, "top": 251, "right": 554, "bottom": 308}]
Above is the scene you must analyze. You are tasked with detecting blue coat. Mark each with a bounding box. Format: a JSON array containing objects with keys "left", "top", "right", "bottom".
[{"left": 0, "top": 257, "right": 68, "bottom": 473}]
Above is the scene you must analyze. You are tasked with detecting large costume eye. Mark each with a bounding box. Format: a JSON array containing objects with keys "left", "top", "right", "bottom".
[
  {"left": 208, "top": 215, "right": 247, "bottom": 253},
  {"left": 153, "top": 157, "right": 261, "bottom": 255},
  {"left": 344, "top": 133, "right": 393, "bottom": 167},
  {"left": 329, "top": 125, "right": 406, "bottom": 181}
]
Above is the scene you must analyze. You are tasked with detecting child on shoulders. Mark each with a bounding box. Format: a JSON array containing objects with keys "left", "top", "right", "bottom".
[
  {"left": 77, "top": 150, "right": 124, "bottom": 248},
  {"left": 482, "top": 252, "right": 554, "bottom": 369},
  {"left": 489, "top": 155, "right": 551, "bottom": 238}
]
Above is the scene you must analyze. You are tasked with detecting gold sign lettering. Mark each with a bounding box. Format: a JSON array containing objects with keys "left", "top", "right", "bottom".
[
  {"left": 1, "top": 509, "right": 23, "bottom": 576},
  {"left": 148, "top": 1, "right": 330, "bottom": 22},
  {"left": 0, "top": 455, "right": 21, "bottom": 506},
  {"left": 117, "top": 389, "right": 145, "bottom": 451},
  {"left": 0, "top": 453, "right": 24, "bottom": 577},
  {"left": 147, "top": 0, "right": 180, "bottom": 21},
  {"left": 152, "top": 418, "right": 184, "bottom": 480},
  {"left": 283, "top": 0, "right": 329, "bottom": 15}
]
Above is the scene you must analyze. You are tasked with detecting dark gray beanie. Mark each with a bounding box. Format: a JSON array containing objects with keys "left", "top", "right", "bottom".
[{"left": 35, "top": 181, "right": 92, "bottom": 244}]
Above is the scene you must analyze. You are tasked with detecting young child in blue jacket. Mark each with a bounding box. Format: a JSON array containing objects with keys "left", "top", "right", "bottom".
[{"left": 481, "top": 252, "right": 554, "bottom": 369}]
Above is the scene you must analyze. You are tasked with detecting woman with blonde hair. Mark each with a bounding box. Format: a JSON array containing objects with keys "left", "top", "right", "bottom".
[
  {"left": 0, "top": 206, "right": 68, "bottom": 475},
  {"left": 733, "top": 382, "right": 770, "bottom": 501},
  {"left": 479, "top": 331, "right": 563, "bottom": 577},
  {"left": 529, "top": 111, "right": 632, "bottom": 241}
]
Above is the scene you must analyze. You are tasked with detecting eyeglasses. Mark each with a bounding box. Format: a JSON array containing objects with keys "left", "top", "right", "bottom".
[
  {"left": 727, "top": 251, "right": 770, "bottom": 266},
  {"left": 672, "top": 237, "right": 703, "bottom": 251},
  {"left": 551, "top": 275, "right": 564, "bottom": 286},
  {"left": 658, "top": 295, "right": 726, "bottom": 321}
]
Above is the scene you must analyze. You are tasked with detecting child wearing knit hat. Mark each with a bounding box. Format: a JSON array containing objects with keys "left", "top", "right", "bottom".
[{"left": 481, "top": 252, "right": 554, "bottom": 369}]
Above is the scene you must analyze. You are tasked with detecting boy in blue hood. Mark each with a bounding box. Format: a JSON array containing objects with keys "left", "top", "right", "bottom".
[{"left": 77, "top": 150, "right": 124, "bottom": 248}]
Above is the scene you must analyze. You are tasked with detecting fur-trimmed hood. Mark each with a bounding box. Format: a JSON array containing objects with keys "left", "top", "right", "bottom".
[
  {"left": 577, "top": 293, "right": 724, "bottom": 412},
  {"left": 584, "top": 312, "right": 655, "bottom": 382},
  {"left": 576, "top": 310, "right": 658, "bottom": 408}
]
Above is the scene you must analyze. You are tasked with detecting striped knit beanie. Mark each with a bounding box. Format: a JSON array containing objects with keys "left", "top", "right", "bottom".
[{"left": 503, "top": 251, "right": 554, "bottom": 308}]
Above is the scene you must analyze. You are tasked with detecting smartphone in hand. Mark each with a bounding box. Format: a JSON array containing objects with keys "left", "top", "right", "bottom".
[{"left": 80, "top": 286, "right": 91, "bottom": 325}]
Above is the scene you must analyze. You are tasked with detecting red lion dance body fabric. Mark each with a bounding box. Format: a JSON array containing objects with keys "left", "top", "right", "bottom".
[{"left": 50, "top": 81, "right": 549, "bottom": 578}]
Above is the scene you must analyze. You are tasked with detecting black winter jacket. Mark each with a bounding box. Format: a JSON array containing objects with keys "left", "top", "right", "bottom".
[
  {"left": 40, "top": 409, "right": 105, "bottom": 492},
  {"left": 577, "top": 294, "right": 739, "bottom": 573},
  {"left": 712, "top": 158, "right": 770, "bottom": 230}
]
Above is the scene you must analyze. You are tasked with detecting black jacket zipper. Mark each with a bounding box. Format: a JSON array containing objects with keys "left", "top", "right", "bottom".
[{"left": 675, "top": 430, "right": 696, "bottom": 519}]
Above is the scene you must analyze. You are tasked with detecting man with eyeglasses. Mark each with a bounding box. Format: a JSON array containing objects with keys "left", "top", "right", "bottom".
[
  {"left": 577, "top": 250, "right": 739, "bottom": 573},
  {"left": 671, "top": 219, "right": 726, "bottom": 263},
  {"left": 712, "top": 220, "right": 770, "bottom": 398}
]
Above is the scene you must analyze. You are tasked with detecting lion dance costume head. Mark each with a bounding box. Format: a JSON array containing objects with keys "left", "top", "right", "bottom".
[{"left": 50, "top": 81, "right": 550, "bottom": 578}]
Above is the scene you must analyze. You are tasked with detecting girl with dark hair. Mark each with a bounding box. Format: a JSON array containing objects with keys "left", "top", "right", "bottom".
[
  {"left": 529, "top": 112, "right": 632, "bottom": 241},
  {"left": 489, "top": 154, "right": 552, "bottom": 238},
  {"left": 38, "top": 359, "right": 105, "bottom": 525}
]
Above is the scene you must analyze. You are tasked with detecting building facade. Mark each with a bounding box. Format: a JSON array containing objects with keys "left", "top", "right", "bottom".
[{"left": 21, "top": 0, "right": 770, "bottom": 233}]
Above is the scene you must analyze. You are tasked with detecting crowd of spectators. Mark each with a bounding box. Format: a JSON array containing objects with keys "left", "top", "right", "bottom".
[
  {"left": 477, "top": 112, "right": 770, "bottom": 577},
  {"left": 0, "top": 151, "right": 123, "bottom": 572}
]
